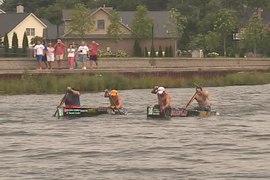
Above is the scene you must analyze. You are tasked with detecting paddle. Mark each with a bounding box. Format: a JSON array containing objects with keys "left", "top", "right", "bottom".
[
  {"left": 183, "top": 91, "right": 197, "bottom": 111},
  {"left": 53, "top": 91, "right": 68, "bottom": 117}
]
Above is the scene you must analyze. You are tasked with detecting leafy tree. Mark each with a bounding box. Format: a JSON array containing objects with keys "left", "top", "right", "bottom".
[
  {"left": 38, "top": 4, "right": 62, "bottom": 38},
  {"left": 204, "top": 31, "right": 221, "bottom": 54},
  {"left": 240, "top": 12, "right": 267, "bottom": 57},
  {"left": 107, "top": 10, "right": 122, "bottom": 42},
  {"left": 213, "top": 9, "right": 238, "bottom": 56},
  {"left": 189, "top": 34, "right": 205, "bottom": 50},
  {"left": 68, "top": 3, "right": 94, "bottom": 37},
  {"left": 131, "top": 5, "right": 153, "bottom": 40},
  {"left": 167, "top": 8, "right": 187, "bottom": 51},
  {"left": 12, "top": 32, "right": 18, "bottom": 54},
  {"left": 30, "top": 36, "right": 44, "bottom": 45}
]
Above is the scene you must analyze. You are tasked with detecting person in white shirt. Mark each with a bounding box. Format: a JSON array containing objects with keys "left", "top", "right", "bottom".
[
  {"left": 46, "top": 42, "right": 55, "bottom": 70},
  {"left": 77, "top": 41, "right": 89, "bottom": 70},
  {"left": 67, "top": 44, "right": 76, "bottom": 69},
  {"left": 34, "top": 41, "right": 45, "bottom": 70}
]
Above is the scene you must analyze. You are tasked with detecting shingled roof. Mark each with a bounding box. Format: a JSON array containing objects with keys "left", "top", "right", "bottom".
[{"left": 0, "top": 13, "right": 30, "bottom": 35}]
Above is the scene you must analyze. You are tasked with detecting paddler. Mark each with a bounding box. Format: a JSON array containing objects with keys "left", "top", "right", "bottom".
[
  {"left": 190, "top": 86, "right": 211, "bottom": 111},
  {"left": 104, "top": 88, "right": 123, "bottom": 109},
  {"left": 151, "top": 86, "right": 171, "bottom": 115},
  {"left": 60, "top": 86, "right": 80, "bottom": 108}
]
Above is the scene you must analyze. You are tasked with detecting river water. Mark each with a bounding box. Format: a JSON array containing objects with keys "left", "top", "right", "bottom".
[{"left": 0, "top": 84, "right": 270, "bottom": 180}]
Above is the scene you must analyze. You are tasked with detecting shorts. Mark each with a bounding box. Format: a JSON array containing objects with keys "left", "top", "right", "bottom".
[
  {"left": 36, "top": 55, "right": 43, "bottom": 61},
  {"left": 79, "top": 54, "right": 88, "bottom": 62},
  {"left": 194, "top": 105, "right": 211, "bottom": 111},
  {"left": 42, "top": 55, "right": 47, "bottom": 61},
  {"left": 89, "top": 55, "right": 97, "bottom": 61},
  {"left": 47, "top": 54, "right": 55, "bottom": 62},
  {"left": 55, "top": 54, "right": 64, "bottom": 61}
]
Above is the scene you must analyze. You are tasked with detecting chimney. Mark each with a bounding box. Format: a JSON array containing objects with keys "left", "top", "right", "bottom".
[{"left": 16, "top": 4, "right": 24, "bottom": 13}]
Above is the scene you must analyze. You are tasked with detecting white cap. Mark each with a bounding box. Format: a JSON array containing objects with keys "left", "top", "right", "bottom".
[{"left": 157, "top": 87, "right": 165, "bottom": 94}]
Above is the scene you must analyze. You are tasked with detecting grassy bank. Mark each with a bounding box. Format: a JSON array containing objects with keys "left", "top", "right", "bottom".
[{"left": 1, "top": 71, "right": 270, "bottom": 95}]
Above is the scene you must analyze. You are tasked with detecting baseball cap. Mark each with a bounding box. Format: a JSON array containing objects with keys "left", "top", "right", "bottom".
[
  {"left": 157, "top": 87, "right": 165, "bottom": 94},
  {"left": 110, "top": 89, "right": 118, "bottom": 96}
]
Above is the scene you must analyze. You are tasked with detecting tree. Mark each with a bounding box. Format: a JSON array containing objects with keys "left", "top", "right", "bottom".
[
  {"left": 3, "top": 33, "right": 9, "bottom": 54},
  {"left": 22, "top": 32, "right": 29, "bottom": 55},
  {"left": 131, "top": 5, "right": 153, "bottom": 40},
  {"left": 213, "top": 9, "right": 238, "bottom": 56},
  {"left": 240, "top": 12, "right": 267, "bottom": 57},
  {"left": 107, "top": 10, "right": 122, "bottom": 42},
  {"left": 38, "top": 4, "right": 63, "bottom": 38},
  {"left": 30, "top": 36, "right": 44, "bottom": 45},
  {"left": 167, "top": 8, "right": 187, "bottom": 51},
  {"left": 68, "top": 3, "right": 94, "bottom": 37},
  {"left": 12, "top": 32, "right": 18, "bottom": 54},
  {"left": 133, "top": 39, "right": 142, "bottom": 57},
  {"left": 204, "top": 31, "right": 221, "bottom": 54}
]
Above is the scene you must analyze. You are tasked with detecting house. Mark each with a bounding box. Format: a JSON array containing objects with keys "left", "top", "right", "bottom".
[
  {"left": 0, "top": 5, "right": 47, "bottom": 48},
  {"left": 61, "top": 6, "right": 177, "bottom": 56}
]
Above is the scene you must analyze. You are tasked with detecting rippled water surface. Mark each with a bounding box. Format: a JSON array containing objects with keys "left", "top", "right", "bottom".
[{"left": 1, "top": 85, "right": 270, "bottom": 179}]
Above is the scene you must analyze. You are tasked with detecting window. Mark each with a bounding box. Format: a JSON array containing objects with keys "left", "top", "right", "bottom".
[
  {"left": 97, "top": 19, "right": 105, "bottom": 30},
  {"left": 26, "top": 28, "right": 35, "bottom": 36}
]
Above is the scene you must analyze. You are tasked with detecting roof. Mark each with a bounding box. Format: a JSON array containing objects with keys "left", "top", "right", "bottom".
[
  {"left": 0, "top": 13, "right": 47, "bottom": 36},
  {"left": 42, "top": 18, "right": 64, "bottom": 40},
  {"left": 0, "top": 13, "right": 29, "bottom": 35}
]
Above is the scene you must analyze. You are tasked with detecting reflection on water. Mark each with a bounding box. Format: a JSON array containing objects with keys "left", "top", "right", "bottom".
[{"left": 0, "top": 84, "right": 270, "bottom": 179}]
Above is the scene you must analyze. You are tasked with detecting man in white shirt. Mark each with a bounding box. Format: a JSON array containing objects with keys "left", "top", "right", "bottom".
[
  {"left": 34, "top": 41, "right": 45, "bottom": 70},
  {"left": 77, "top": 41, "right": 89, "bottom": 70}
]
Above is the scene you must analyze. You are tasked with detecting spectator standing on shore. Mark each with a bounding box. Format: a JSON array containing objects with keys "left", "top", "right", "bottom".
[
  {"left": 34, "top": 41, "right": 45, "bottom": 70},
  {"left": 42, "top": 41, "right": 49, "bottom": 69},
  {"left": 67, "top": 44, "right": 76, "bottom": 69},
  {"left": 77, "top": 41, "right": 89, "bottom": 70},
  {"left": 89, "top": 41, "right": 99, "bottom": 68},
  {"left": 54, "top": 39, "right": 65, "bottom": 69},
  {"left": 46, "top": 42, "right": 55, "bottom": 70}
]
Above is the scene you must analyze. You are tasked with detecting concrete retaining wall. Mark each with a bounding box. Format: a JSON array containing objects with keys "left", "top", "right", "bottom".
[{"left": 0, "top": 57, "right": 269, "bottom": 70}]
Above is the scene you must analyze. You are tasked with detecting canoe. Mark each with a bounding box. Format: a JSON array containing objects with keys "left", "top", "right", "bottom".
[
  {"left": 55, "top": 106, "right": 127, "bottom": 118},
  {"left": 147, "top": 106, "right": 218, "bottom": 119}
]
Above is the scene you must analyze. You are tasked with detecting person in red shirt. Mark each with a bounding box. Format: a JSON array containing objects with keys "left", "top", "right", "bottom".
[
  {"left": 89, "top": 41, "right": 99, "bottom": 68},
  {"left": 54, "top": 39, "right": 65, "bottom": 69}
]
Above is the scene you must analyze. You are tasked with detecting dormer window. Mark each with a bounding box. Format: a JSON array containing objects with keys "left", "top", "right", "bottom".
[{"left": 97, "top": 19, "right": 105, "bottom": 30}]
